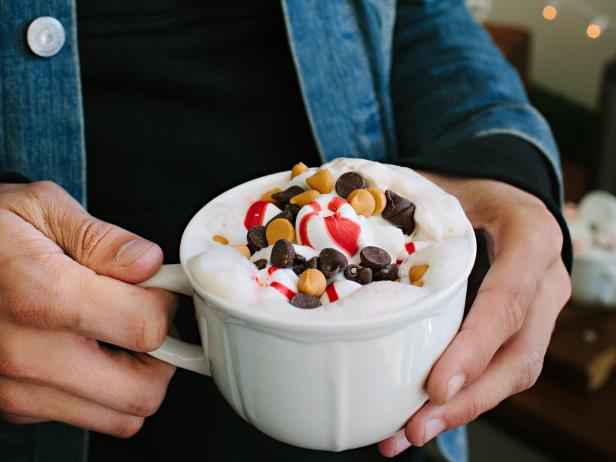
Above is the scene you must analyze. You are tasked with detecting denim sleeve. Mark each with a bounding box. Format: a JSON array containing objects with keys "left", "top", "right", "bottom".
[{"left": 391, "top": 0, "right": 564, "bottom": 203}]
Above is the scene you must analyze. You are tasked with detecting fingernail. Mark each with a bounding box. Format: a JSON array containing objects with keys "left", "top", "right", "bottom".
[
  {"left": 115, "top": 240, "right": 154, "bottom": 267},
  {"left": 445, "top": 374, "right": 466, "bottom": 402},
  {"left": 393, "top": 431, "right": 412, "bottom": 456},
  {"left": 423, "top": 418, "right": 446, "bottom": 445}
]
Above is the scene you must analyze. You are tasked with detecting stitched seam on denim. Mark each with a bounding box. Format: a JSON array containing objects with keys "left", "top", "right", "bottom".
[{"left": 68, "top": 0, "right": 87, "bottom": 207}]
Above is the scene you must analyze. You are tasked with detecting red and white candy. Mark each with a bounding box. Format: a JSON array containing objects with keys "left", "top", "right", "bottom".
[
  {"left": 244, "top": 200, "right": 282, "bottom": 229},
  {"left": 296, "top": 194, "right": 362, "bottom": 257},
  {"left": 257, "top": 266, "right": 299, "bottom": 302},
  {"left": 320, "top": 279, "right": 362, "bottom": 304},
  {"left": 396, "top": 241, "right": 430, "bottom": 265}
]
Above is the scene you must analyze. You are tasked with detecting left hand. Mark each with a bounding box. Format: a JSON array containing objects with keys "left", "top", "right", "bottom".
[{"left": 378, "top": 174, "right": 571, "bottom": 457}]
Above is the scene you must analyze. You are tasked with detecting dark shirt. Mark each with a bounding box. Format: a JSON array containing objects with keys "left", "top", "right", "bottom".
[{"left": 78, "top": 1, "right": 424, "bottom": 461}]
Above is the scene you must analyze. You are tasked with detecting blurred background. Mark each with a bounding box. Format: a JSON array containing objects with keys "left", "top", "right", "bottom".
[{"left": 429, "top": 1, "right": 616, "bottom": 461}]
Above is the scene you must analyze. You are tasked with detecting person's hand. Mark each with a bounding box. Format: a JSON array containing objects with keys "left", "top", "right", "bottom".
[
  {"left": 378, "top": 175, "right": 571, "bottom": 457},
  {"left": 0, "top": 181, "right": 177, "bottom": 437}
]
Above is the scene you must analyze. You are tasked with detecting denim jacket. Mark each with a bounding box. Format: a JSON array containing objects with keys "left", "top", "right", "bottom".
[{"left": 0, "top": 1, "right": 562, "bottom": 461}]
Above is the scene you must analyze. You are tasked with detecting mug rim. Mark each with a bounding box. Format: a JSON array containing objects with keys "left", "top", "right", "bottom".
[{"left": 178, "top": 169, "right": 477, "bottom": 334}]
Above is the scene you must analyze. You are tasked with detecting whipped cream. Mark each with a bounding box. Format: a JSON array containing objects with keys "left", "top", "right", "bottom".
[{"left": 187, "top": 158, "right": 474, "bottom": 317}]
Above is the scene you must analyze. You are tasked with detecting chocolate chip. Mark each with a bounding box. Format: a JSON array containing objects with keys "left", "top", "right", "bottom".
[
  {"left": 290, "top": 293, "right": 321, "bottom": 309},
  {"left": 318, "top": 248, "right": 348, "bottom": 278},
  {"left": 247, "top": 226, "right": 267, "bottom": 253},
  {"left": 382, "top": 190, "right": 411, "bottom": 219},
  {"left": 271, "top": 186, "right": 305, "bottom": 206},
  {"left": 267, "top": 210, "right": 294, "bottom": 227},
  {"left": 292, "top": 255, "right": 317, "bottom": 275},
  {"left": 373, "top": 263, "right": 398, "bottom": 281},
  {"left": 306, "top": 256, "right": 319, "bottom": 269},
  {"left": 382, "top": 190, "right": 416, "bottom": 235},
  {"left": 335, "top": 172, "right": 367, "bottom": 198},
  {"left": 359, "top": 246, "right": 391, "bottom": 271},
  {"left": 270, "top": 239, "right": 295, "bottom": 268},
  {"left": 254, "top": 259, "right": 267, "bottom": 270},
  {"left": 344, "top": 265, "right": 373, "bottom": 285},
  {"left": 284, "top": 204, "right": 301, "bottom": 221}
]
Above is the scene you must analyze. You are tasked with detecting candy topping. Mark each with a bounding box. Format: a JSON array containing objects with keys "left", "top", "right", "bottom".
[
  {"left": 213, "top": 161, "right": 436, "bottom": 310},
  {"left": 306, "top": 169, "right": 333, "bottom": 194},
  {"left": 297, "top": 195, "right": 361, "bottom": 256},
  {"left": 359, "top": 246, "right": 391, "bottom": 271},
  {"left": 266, "top": 218, "right": 296, "bottom": 245},
  {"left": 290, "top": 293, "right": 321, "bottom": 308},
  {"left": 383, "top": 190, "right": 416, "bottom": 235},
  {"left": 324, "top": 283, "right": 340, "bottom": 303},
  {"left": 318, "top": 248, "right": 348, "bottom": 278},
  {"left": 270, "top": 281, "right": 297, "bottom": 300},
  {"left": 271, "top": 239, "right": 295, "bottom": 268},
  {"left": 244, "top": 200, "right": 281, "bottom": 229},
  {"left": 335, "top": 172, "right": 367, "bottom": 198},
  {"left": 298, "top": 268, "right": 327, "bottom": 297}
]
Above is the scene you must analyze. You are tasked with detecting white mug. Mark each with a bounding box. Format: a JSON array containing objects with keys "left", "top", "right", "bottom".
[
  {"left": 140, "top": 171, "right": 477, "bottom": 451},
  {"left": 570, "top": 191, "right": 616, "bottom": 308}
]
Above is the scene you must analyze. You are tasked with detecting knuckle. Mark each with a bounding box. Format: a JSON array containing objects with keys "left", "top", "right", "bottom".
[
  {"left": 16, "top": 181, "right": 57, "bottom": 208},
  {"left": 0, "top": 353, "right": 41, "bottom": 383},
  {"left": 465, "top": 394, "right": 488, "bottom": 423},
  {"left": 132, "top": 384, "right": 167, "bottom": 417},
  {"left": 75, "top": 219, "right": 115, "bottom": 265},
  {"left": 133, "top": 310, "right": 169, "bottom": 353},
  {"left": 462, "top": 390, "right": 501, "bottom": 425},
  {"left": 29, "top": 180, "right": 62, "bottom": 198},
  {"left": 0, "top": 337, "right": 47, "bottom": 383},
  {"left": 0, "top": 383, "right": 29, "bottom": 417},
  {"left": 114, "top": 417, "right": 145, "bottom": 438},
  {"left": 480, "top": 287, "right": 526, "bottom": 333},
  {"left": 501, "top": 288, "right": 526, "bottom": 332},
  {"left": 533, "top": 207, "right": 563, "bottom": 256},
  {"left": 514, "top": 349, "right": 544, "bottom": 392}
]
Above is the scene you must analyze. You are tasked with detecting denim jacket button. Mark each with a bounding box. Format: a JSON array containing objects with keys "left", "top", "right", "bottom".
[{"left": 27, "top": 16, "right": 65, "bottom": 57}]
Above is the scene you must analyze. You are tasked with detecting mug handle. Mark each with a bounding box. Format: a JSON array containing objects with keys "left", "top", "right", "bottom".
[{"left": 138, "top": 264, "right": 211, "bottom": 376}]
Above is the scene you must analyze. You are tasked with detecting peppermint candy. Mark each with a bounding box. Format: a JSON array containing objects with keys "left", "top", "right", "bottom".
[
  {"left": 320, "top": 279, "right": 362, "bottom": 304},
  {"left": 258, "top": 266, "right": 299, "bottom": 302},
  {"left": 296, "top": 195, "right": 362, "bottom": 257},
  {"left": 396, "top": 241, "right": 430, "bottom": 265},
  {"left": 244, "top": 200, "right": 282, "bottom": 229}
]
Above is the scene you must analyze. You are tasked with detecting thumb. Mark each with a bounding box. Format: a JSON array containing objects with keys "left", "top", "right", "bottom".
[
  {"left": 2, "top": 181, "right": 163, "bottom": 283},
  {"left": 61, "top": 211, "right": 163, "bottom": 283}
]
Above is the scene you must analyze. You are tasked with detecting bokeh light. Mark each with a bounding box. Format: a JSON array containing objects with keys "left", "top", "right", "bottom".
[{"left": 543, "top": 5, "right": 558, "bottom": 21}]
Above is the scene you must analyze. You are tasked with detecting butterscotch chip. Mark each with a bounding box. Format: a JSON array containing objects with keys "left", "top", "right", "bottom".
[
  {"left": 409, "top": 264, "right": 429, "bottom": 283},
  {"left": 291, "top": 162, "right": 309, "bottom": 178},
  {"left": 298, "top": 268, "right": 327, "bottom": 297},
  {"left": 347, "top": 189, "right": 376, "bottom": 216},
  {"left": 306, "top": 169, "right": 333, "bottom": 194},
  {"left": 261, "top": 188, "right": 282, "bottom": 203},
  {"left": 212, "top": 235, "right": 228, "bottom": 245},
  {"left": 367, "top": 187, "right": 386, "bottom": 215},
  {"left": 289, "top": 189, "right": 320, "bottom": 207},
  {"left": 266, "top": 218, "right": 296, "bottom": 245},
  {"left": 234, "top": 245, "right": 251, "bottom": 259},
  {"left": 411, "top": 280, "right": 424, "bottom": 287}
]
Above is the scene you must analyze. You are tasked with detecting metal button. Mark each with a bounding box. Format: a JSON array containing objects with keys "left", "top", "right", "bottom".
[{"left": 27, "top": 16, "right": 66, "bottom": 58}]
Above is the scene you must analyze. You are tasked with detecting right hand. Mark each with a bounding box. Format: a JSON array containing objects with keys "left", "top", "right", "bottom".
[{"left": 0, "top": 181, "right": 178, "bottom": 437}]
